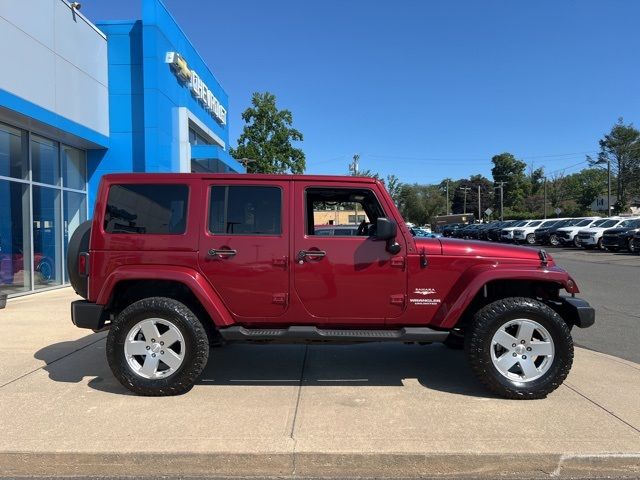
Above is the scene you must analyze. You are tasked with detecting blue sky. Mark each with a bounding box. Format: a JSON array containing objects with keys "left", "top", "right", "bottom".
[{"left": 82, "top": 0, "right": 640, "bottom": 184}]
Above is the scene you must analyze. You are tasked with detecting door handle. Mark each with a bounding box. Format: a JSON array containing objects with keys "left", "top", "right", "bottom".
[
  {"left": 208, "top": 248, "right": 237, "bottom": 258},
  {"left": 298, "top": 250, "right": 326, "bottom": 261}
]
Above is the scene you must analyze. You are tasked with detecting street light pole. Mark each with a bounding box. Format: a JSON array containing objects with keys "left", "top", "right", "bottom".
[{"left": 477, "top": 185, "right": 481, "bottom": 222}]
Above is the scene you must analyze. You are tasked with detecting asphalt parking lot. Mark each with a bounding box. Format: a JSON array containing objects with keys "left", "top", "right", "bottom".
[{"left": 545, "top": 247, "right": 640, "bottom": 363}]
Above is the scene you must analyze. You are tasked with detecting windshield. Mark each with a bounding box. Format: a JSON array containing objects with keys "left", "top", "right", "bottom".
[
  {"left": 619, "top": 219, "right": 640, "bottom": 228},
  {"left": 590, "top": 219, "right": 607, "bottom": 227},
  {"left": 528, "top": 221, "right": 542, "bottom": 227},
  {"left": 575, "top": 219, "right": 594, "bottom": 227},
  {"left": 512, "top": 220, "right": 527, "bottom": 227},
  {"left": 565, "top": 218, "right": 583, "bottom": 226},
  {"left": 540, "top": 220, "right": 558, "bottom": 228},
  {"left": 599, "top": 219, "right": 620, "bottom": 228}
]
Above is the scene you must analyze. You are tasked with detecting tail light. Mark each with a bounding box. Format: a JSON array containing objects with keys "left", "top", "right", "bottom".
[{"left": 78, "top": 252, "right": 90, "bottom": 276}]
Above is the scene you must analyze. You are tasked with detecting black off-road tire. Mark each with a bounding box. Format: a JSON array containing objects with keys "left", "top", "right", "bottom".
[
  {"left": 66, "top": 220, "right": 92, "bottom": 298},
  {"left": 465, "top": 297, "right": 573, "bottom": 400},
  {"left": 106, "top": 297, "right": 209, "bottom": 396}
]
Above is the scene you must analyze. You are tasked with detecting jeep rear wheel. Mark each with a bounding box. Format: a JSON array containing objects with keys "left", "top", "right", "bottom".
[
  {"left": 549, "top": 234, "right": 560, "bottom": 246},
  {"left": 106, "top": 297, "right": 209, "bottom": 396},
  {"left": 525, "top": 233, "right": 536, "bottom": 245},
  {"left": 465, "top": 297, "right": 573, "bottom": 399}
]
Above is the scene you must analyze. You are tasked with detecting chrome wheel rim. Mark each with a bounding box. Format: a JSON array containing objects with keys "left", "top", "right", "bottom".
[
  {"left": 124, "top": 318, "right": 185, "bottom": 379},
  {"left": 490, "top": 319, "right": 554, "bottom": 383}
]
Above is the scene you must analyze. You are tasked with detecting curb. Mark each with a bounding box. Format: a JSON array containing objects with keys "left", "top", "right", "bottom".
[{"left": 1, "top": 452, "right": 639, "bottom": 478}]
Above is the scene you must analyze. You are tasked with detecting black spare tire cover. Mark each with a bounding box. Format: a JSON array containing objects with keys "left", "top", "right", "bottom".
[{"left": 67, "top": 220, "right": 92, "bottom": 299}]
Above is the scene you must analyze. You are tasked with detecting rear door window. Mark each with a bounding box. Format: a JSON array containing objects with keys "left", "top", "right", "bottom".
[
  {"left": 104, "top": 184, "right": 188, "bottom": 234},
  {"left": 209, "top": 186, "right": 282, "bottom": 235}
]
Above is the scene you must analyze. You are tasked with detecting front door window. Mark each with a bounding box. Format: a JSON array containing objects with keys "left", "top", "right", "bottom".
[{"left": 294, "top": 185, "right": 407, "bottom": 323}]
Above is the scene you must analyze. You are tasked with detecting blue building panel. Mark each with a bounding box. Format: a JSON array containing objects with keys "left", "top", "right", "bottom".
[{"left": 90, "top": 0, "right": 242, "bottom": 213}]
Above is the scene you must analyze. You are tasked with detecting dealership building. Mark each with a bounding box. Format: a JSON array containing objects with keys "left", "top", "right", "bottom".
[{"left": 0, "top": 0, "right": 243, "bottom": 297}]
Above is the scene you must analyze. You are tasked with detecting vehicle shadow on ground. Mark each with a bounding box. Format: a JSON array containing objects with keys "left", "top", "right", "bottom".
[
  {"left": 199, "top": 342, "right": 494, "bottom": 398},
  {"left": 34, "top": 338, "right": 494, "bottom": 398}
]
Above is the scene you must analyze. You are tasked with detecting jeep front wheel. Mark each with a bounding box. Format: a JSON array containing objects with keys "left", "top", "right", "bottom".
[
  {"left": 106, "top": 297, "right": 209, "bottom": 396},
  {"left": 465, "top": 297, "right": 573, "bottom": 399}
]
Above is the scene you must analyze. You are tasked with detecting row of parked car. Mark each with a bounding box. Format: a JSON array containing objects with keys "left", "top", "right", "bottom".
[{"left": 441, "top": 216, "right": 640, "bottom": 253}]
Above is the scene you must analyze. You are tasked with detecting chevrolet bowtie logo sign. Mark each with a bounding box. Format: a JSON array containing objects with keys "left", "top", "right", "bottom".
[
  {"left": 167, "top": 51, "right": 191, "bottom": 81},
  {"left": 165, "top": 51, "right": 227, "bottom": 125}
]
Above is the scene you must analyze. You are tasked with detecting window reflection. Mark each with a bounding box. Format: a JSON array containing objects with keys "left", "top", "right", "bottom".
[
  {"left": 31, "top": 135, "right": 59, "bottom": 186},
  {"left": 0, "top": 181, "right": 31, "bottom": 295},
  {"left": 33, "top": 186, "right": 62, "bottom": 289}
]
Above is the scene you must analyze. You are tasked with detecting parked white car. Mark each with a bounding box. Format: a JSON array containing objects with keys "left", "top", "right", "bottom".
[
  {"left": 513, "top": 219, "right": 557, "bottom": 245},
  {"left": 500, "top": 220, "right": 531, "bottom": 242},
  {"left": 555, "top": 217, "right": 602, "bottom": 247},
  {"left": 576, "top": 217, "right": 635, "bottom": 249}
]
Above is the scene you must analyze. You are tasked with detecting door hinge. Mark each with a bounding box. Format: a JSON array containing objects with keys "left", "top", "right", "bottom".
[
  {"left": 272, "top": 293, "right": 288, "bottom": 305},
  {"left": 273, "top": 256, "right": 288, "bottom": 267},
  {"left": 390, "top": 256, "right": 405, "bottom": 269},
  {"left": 390, "top": 294, "right": 406, "bottom": 307}
]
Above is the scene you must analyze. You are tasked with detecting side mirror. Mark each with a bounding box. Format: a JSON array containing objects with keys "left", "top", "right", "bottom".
[
  {"left": 375, "top": 217, "right": 397, "bottom": 241},
  {"left": 375, "top": 217, "right": 401, "bottom": 254}
]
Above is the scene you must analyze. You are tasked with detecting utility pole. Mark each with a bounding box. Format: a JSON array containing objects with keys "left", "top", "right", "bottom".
[
  {"left": 494, "top": 182, "right": 505, "bottom": 221},
  {"left": 607, "top": 159, "right": 611, "bottom": 214},
  {"left": 446, "top": 180, "right": 450, "bottom": 215},
  {"left": 349, "top": 154, "right": 360, "bottom": 176},
  {"left": 596, "top": 158, "right": 612, "bottom": 214},
  {"left": 460, "top": 186, "right": 471, "bottom": 215},
  {"left": 543, "top": 178, "right": 547, "bottom": 219},
  {"left": 477, "top": 185, "right": 481, "bottom": 222}
]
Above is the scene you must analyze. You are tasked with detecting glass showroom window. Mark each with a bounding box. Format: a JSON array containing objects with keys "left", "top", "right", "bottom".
[
  {"left": 0, "top": 123, "right": 31, "bottom": 295},
  {"left": 0, "top": 122, "right": 87, "bottom": 296}
]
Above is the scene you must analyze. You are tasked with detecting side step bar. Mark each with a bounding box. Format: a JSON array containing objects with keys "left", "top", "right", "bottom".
[{"left": 218, "top": 326, "right": 450, "bottom": 344}]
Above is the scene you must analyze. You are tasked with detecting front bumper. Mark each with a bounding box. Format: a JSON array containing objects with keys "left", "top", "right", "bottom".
[
  {"left": 579, "top": 236, "right": 597, "bottom": 245},
  {"left": 557, "top": 233, "right": 574, "bottom": 244},
  {"left": 551, "top": 296, "right": 596, "bottom": 329},
  {"left": 602, "top": 236, "right": 624, "bottom": 248},
  {"left": 71, "top": 300, "right": 107, "bottom": 330},
  {"left": 535, "top": 232, "right": 550, "bottom": 244}
]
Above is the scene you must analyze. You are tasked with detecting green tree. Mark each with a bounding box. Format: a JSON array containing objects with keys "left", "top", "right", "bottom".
[
  {"left": 528, "top": 165, "right": 545, "bottom": 196},
  {"left": 385, "top": 174, "right": 402, "bottom": 204},
  {"left": 396, "top": 184, "right": 445, "bottom": 227},
  {"left": 491, "top": 153, "right": 528, "bottom": 211},
  {"left": 563, "top": 168, "right": 609, "bottom": 212},
  {"left": 588, "top": 118, "right": 640, "bottom": 211},
  {"left": 230, "top": 92, "right": 305, "bottom": 174}
]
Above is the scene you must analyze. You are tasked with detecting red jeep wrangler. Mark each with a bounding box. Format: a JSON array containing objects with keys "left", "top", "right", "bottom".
[{"left": 68, "top": 174, "right": 594, "bottom": 399}]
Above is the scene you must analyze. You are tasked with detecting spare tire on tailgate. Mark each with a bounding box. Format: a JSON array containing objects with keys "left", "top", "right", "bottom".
[{"left": 67, "top": 220, "right": 92, "bottom": 299}]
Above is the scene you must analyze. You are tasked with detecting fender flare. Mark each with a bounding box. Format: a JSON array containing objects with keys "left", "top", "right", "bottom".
[
  {"left": 432, "top": 264, "right": 574, "bottom": 329},
  {"left": 96, "top": 265, "right": 234, "bottom": 327}
]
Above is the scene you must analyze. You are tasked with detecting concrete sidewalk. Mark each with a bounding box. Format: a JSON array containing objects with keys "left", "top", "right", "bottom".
[{"left": 0, "top": 288, "right": 639, "bottom": 478}]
